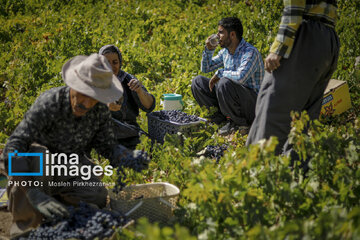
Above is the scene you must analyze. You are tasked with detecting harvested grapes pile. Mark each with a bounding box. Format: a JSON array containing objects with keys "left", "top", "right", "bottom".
[
  {"left": 147, "top": 110, "right": 206, "bottom": 143},
  {"left": 151, "top": 110, "right": 200, "bottom": 123},
  {"left": 204, "top": 144, "right": 228, "bottom": 163},
  {"left": 21, "top": 202, "right": 128, "bottom": 240},
  {"left": 113, "top": 149, "right": 150, "bottom": 194}
]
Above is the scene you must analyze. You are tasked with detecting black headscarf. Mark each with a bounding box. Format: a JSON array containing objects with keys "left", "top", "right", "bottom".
[{"left": 98, "top": 44, "right": 123, "bottom": 69}]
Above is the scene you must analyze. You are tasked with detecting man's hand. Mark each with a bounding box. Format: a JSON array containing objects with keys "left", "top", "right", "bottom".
[
  {"left": 26, "top": 189, "right": 69, "bottom": 220},
  {"left": 209, "top": 74, "right": 220, "bottom": 92},
  {"left": 264, "top": 53, "right": 282, "bottom": 73},
  {"left": 107, "top": 102, "right": 121, "bottom": 111},
  {"left": 205, "top": 36, "right": 217, "bottom": 51},
  {"left": 128, "top": 79, "right": 143, "bottom": 94}
]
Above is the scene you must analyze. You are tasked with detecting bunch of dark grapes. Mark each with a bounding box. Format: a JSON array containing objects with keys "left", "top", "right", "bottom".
[
  {"left": 153, "top": 110, "right": 200, "bottom": 123},
  {"left": 113, "top": 150, "right": 150, "bottom": 194},
  {"left": 21, "top": 202, "right": 128, "bottom": 240},
  {"left": 204, "top": 144, "right": 228, "bottom": 163}
]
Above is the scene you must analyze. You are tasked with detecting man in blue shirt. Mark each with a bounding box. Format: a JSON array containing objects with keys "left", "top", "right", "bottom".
[{"left": 191, "top": 17, "right": 264, "bottom": 135}]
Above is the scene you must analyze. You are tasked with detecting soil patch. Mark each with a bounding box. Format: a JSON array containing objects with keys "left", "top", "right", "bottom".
[{"left": 0, "top": 208, "right": 11, "bottom": 239}]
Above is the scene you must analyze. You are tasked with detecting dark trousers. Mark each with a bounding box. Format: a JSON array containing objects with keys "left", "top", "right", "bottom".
[
  {"left": 191, "top": 76, "right": 258, "bottom": 126},
  {"left": 246, "top": 20, "right": 340, "bottom": 155}
]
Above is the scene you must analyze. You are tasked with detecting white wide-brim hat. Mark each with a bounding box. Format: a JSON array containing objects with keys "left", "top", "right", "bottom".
[{"left": 62, "top": 53, "right": 123, "bottom": 104}]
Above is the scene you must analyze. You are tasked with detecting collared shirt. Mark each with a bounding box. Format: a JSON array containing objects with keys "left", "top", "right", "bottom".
[
  {"left": 201, "top": 39, "right": 264, "bottom": 93},
  {"left": 271, "top": 0, "right": 337, "bottom": 58},
  {"left": 2, "top": 86, "right": 116, "bottom": 170},
  {"left": 111, "top": 70, "right": 155, "bottom": 127}
]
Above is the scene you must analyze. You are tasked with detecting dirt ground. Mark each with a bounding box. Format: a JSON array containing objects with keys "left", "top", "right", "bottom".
[
  {"left": 0, "top": 148, "right": 10, "bottom": 239},
  {"left": 0, "top": 208, "right": 11, "bottom": 239}
]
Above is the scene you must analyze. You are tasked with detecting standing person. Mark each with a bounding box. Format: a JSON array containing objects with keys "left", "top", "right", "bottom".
[
  {"left": 191, "top": 17, "right": 264, "bottom": 136},
  {"left": 99, "top": 45, "right": 155, "bottom": 149},
  {"left": 1, "top": 53, "right": 150, "bottom": 236},
  {"left": 246, "top": 1, "right": 340, "bottom": 160}
]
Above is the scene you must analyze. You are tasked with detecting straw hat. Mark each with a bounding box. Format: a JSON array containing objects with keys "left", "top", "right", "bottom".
[{"left": 62, "top": 53, "right": 123, "bottom": 104}]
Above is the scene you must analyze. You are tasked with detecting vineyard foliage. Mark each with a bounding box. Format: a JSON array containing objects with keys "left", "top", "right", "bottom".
[{"left": 0, "top": 0, "right": 360, "bottom": 239}]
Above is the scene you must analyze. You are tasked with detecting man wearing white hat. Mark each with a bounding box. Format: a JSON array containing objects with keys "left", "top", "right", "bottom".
[{"left": 1, "top": 53, "right": 149, "bottom": 236}]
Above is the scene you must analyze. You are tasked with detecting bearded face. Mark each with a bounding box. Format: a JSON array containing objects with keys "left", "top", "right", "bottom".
[{"left": 217, "top": 25, "right": 232, "bottom": 48}]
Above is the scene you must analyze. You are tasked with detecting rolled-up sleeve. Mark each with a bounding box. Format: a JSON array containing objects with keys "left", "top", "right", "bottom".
[
  {"left": 270, "top": 0, "right": 305, "bottom": 58},
  {"left": 132, "top": 86, "right": 156, "bottom": 113},
  {"left": 201, "top": 47, "right": 224, "bottom": 73}
]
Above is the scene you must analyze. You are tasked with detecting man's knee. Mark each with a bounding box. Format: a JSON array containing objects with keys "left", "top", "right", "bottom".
[
  {"left": 191, "top": 75, "right": 207, "bottom": 91},
  {"left": 8, "top": 184, "right": 42, "bottom": 227},
  {"left": 216, "top": 77, "right": 234, "bottom": 94}
]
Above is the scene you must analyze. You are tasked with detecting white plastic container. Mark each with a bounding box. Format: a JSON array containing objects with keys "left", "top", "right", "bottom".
[{"left": 161, "top": 94, "right": 184, "bottom": 110}]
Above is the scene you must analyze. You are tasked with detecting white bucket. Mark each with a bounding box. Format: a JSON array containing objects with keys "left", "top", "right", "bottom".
[{"left": 161, "top": 94, "right": 184, "bottom": 111}]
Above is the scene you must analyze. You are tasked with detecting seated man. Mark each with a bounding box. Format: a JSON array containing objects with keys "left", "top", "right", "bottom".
[
  {"left": 0, "top": 53, "right": 149, "bottom": 236},
  {"left": 191, "top": 17, "right": 264, "bottom": 135}
]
